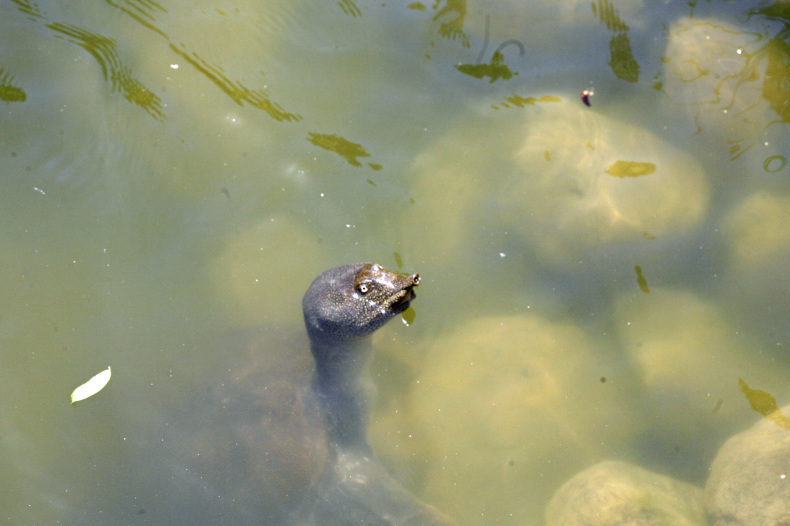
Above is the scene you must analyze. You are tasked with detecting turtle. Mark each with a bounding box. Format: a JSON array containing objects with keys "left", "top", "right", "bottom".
[{"left": 160, "top": 263, "right": 455, "bottom": 525}]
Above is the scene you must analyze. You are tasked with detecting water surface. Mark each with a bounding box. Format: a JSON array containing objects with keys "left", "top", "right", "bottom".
[{"left": 1, "top": 0, "right": 789, "bottom": 524}]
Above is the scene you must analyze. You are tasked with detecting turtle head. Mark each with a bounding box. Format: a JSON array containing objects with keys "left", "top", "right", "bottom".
[{"left": 303, "top": 263, "right": 420, "bottom": 344}]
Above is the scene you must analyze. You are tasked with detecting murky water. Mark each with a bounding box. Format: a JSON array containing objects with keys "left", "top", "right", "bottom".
[{"left": 1, "top": 0, "right": 788, "bottom": 524}]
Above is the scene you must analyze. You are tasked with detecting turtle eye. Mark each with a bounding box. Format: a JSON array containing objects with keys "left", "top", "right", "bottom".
[{"left": 358, "top": 283, "right": 369, "bottom": 294}]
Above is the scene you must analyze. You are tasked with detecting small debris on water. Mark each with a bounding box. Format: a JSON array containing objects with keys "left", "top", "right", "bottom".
[{"left": 581, "top": 89, "right": 593, "bottom": 106}]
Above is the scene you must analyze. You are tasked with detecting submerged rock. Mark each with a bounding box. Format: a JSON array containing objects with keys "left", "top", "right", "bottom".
[
  {"left": 705, "top": 403, "right": 790, "bottom": 526},
  {"left": 502, "top": 102, "right": 709, "bottom": 269},
  {"left": 386, "top": 314, "right": 641, "bottom": 523},
  {"left": 405, "top": 99, "right": 709, "bottom": 277},
  {"left": 545, "top": 460, "right": 707, "bottom": 526},
  {"left": 721, "top": 192, "right": 790, "bottom": 349},
  {"left": 613, "top": 288, "right": 776, "bottom": 440},
  {"left": 660, "top": 16, "right": 784, "bottom": 186}
]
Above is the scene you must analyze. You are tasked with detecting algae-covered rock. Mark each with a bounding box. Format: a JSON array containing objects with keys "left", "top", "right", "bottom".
[{"left": 661, "top": 17, "right": 778, "bottom": 159}]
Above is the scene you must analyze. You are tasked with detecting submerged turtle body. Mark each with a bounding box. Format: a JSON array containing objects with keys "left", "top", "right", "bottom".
[{"left": 168, "top": 263, "right": 453, "bottom": 525}]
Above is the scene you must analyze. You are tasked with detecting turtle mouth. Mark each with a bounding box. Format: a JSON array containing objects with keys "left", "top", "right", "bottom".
[
  {"left": 391, "top": 287, "right": 416, "bottom": 312},
  {"left": 389, "top": 273, "right": 420, "bottom": 312}
]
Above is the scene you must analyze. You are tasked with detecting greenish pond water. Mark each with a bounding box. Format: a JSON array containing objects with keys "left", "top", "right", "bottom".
[{"left": 1, "top": 0, "right": 788, "bottom": 524}]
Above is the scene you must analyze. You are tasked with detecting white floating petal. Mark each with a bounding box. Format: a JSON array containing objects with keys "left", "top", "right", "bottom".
[{"left": 71, "top": 366, "right": 112, "bottom": 404}]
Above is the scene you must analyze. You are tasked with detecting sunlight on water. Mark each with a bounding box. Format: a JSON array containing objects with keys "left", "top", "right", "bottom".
[{"left": 1, "top": 0, "right": 789, "bottom": 524}]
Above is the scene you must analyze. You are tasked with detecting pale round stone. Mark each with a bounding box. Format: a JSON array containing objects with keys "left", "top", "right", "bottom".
[
  {"left": 705, "top": 404, "right": 790, "bottom": 525},
  {"left": 721, "top": 191, "right": 790, "bottom": 348},
  {"left": 406, "top": 100, "right": 709, "bottom": 272},
  {"left": 390, "top": 314, "right": 642, "bottom": 523},
  {"left": 613, "top": 288, "right": 781, "bottom": 439},
  {"left": 726, "top": 192, "right": 790, "bottom": 269},
  {"left": 501, "top": 102, "right": 709, "bottom": 267},
  {"left": 546, "top": 461, "right": 706, "bottom": 526}
]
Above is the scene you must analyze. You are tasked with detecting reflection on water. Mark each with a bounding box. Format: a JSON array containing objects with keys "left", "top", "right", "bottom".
[
  {"left": 10, "top": 0, "right": 302, "bottom": 123},
  {"left": 591, "top": 0, "right": 640, "bottom": 82},
  {"left": 491, "top": 93, "right": 560, "bottom": 110},
  {"left": 48, "top": 21, "right": 165, "bottom": 120},
  {"left": 432, "top": 0, "right": 469, "bottom": 47},
  {"left": 167, "top": 42, "right": 302, "bottom": 122},
  {"left": 1, "top": 0, "right": 789, "bottom": 524},
  {"left": 0, "top": 69, "right": 26, "bottom": 102}
]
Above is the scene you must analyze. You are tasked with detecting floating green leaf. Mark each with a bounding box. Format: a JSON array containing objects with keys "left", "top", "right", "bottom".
[
  {"left": 307, "top": 132, "right": 371, "bottom": 167},
  {"left": 401, "top": 306, "right": 416, "bottom": 326},
  {"left": 634, "top": 265, "right": 650, "bottom": 294},
  {"left": 71, "top": 366, "right": 112, "bottom": 404},
  {"left": 605, "top": 160, "right": 655, "bottom": 178},
  {"left": 456, "top": 51, "right": 517, "bottom": 83},
  {"left": 738, "top": 377, "right": 790, "bottom": 429}
]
